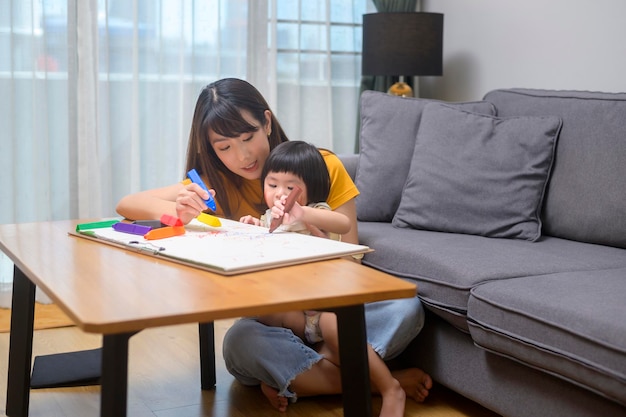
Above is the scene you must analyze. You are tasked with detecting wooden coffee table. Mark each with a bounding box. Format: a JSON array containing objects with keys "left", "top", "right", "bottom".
[{"left": 0, "top": 220, "right": 416, "bottom": 417}]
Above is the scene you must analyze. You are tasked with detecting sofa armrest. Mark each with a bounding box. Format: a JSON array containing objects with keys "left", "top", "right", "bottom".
[{"left": 337, "top": 153, "right": 359, "bottom": 181}]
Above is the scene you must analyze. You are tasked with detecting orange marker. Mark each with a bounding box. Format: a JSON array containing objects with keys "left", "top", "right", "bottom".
[{"left": 144, "top": 226, "right": 185, "bottom": 240}]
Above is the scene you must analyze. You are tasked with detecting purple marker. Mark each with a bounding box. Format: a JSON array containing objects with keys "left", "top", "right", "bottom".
[{"left": 112, "top": 222, "right": 152, "bottom": 236}]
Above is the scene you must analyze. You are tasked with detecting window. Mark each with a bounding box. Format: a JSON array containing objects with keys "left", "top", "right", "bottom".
[
  {"left": 1, "top": 0, "right": 373, "bottom": 305},
  {"left": 270, "top": 0, "right": 374, "bottom": 153}
]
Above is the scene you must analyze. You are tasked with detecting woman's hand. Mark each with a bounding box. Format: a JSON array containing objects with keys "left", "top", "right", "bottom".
[{"left": 176, "top": 183, "right": 215, "bottom": 224}]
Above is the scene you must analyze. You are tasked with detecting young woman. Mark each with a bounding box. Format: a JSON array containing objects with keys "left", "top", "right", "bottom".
[{"left": 115, "top": 78, "right": 432, "bottom": 413}]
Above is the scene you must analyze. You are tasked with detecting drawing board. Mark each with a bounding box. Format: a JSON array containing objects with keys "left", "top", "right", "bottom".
[{"left": 70, "top": 218, "right": 371, "bottom": 275}]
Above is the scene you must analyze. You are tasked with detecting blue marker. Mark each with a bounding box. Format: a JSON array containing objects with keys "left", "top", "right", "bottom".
[{"left": 187, "top": 169, "right": 217, "bottom": 211}]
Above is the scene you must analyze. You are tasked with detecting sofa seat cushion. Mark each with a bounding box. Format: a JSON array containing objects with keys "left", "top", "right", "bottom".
[
  {"left": 358, "top": 222, "right": 626, "bottom": 331},
  {"left": 467, "top": 270, "right": 626, "bottom": 406}
]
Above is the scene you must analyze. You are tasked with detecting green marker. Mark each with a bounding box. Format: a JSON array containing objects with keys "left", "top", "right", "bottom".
[{"left": 75, "top": 219, "right": 120, "bottom": 232}]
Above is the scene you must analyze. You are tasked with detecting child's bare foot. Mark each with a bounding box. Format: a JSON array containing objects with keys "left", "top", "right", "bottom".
[
  {"left": 391, "top": 368, "right": 432, "bottom": 403},
  {"left": 379, "top": 378, "right": 406, "bottom": 417},
  {"left": 261, "top": 382, "right": 289, "bottom": 412}
]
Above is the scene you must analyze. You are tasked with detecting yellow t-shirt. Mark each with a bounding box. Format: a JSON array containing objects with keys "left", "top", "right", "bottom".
[
  {"left": 211, "top": 150, "right": 359, "bottom": 220},
  {"left": 321, "top": 150, "right": 360, "bottom": 211}
]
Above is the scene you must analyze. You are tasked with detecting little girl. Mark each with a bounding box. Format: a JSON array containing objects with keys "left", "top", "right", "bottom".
[
  {"left": 241, "top": 140, "right": 407, "bottom": 417},
  {"left": 241, "top": 140, "right": 350, "bottom": 238}
]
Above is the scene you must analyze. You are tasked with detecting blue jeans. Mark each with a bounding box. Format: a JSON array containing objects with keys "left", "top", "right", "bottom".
[{"left": 223, "top": 297, "right": 425, "bottom": 400}]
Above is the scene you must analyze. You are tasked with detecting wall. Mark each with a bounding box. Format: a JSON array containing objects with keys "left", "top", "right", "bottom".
[{"left": 420, "top": 0, "right": 626, "bottom": 101}]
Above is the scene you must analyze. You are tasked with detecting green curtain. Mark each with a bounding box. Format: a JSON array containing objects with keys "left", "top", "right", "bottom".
[{"left": 355, "top": 0, "right": 418, "bottom": 152}]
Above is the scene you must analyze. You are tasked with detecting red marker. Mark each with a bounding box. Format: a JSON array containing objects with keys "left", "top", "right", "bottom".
[
  {"left": 160, "top": 214, "right": 184, "bottom": 227},
  {"left": 269, "top": 186, "right": 303, "bottom": 233}
]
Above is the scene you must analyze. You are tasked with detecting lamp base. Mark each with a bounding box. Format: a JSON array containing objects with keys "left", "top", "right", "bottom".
[{"left": 388, "top": 81, "right": 414, "bottom": 97}]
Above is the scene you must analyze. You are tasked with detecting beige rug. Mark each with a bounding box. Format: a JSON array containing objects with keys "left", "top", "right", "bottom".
[{"left": 0, "top": 303, "right": 74, "bottom": 333}]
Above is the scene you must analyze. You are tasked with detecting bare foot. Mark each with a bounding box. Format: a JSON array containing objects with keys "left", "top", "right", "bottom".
[
  {"left": 261, "top": 382, "right": 289, "bottom": 412},
  {"left": 391, "top": 368, "right": 433, "bottom": 403},
  {"left": 379, "top": 378, "right": 406, "bottom": 417}
]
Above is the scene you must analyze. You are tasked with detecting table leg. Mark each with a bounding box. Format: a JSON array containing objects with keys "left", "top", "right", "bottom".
[
  {"left": 335, "top": 304, "right": 372, "bottom": 417},
  {"left": 5, "top": 265, "right": 109, "bottom": 416},
  {"left": 100, "top": 333, "right": 132, "bottom": 417},
  {"left": 5, "top": 264, "right": 36, "bottom": 417},
  {"left": 198, "top": 322, "right": 216, "bottom": 389}
]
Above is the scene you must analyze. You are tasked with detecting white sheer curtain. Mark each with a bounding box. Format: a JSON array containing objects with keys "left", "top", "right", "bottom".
[
  {"left": 260, "top": 0, "right": 374, "bottom": 154},
  {"left": 0, "top": 0, "right": 370, "bottom": 307}
]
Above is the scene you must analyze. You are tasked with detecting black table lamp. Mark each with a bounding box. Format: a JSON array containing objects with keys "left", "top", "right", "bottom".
[{"left": 362, "top": 12, "right": 443, "bottom": 97}]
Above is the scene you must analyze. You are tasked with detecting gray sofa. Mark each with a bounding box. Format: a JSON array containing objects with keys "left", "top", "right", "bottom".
[{"left": 340, "top": 89, "right": 626, "bottom": 417}]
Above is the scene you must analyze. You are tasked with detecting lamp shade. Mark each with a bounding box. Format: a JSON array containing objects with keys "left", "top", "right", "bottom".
[{"left": 362, "top": 12, "right": 444, "bottom": 76}]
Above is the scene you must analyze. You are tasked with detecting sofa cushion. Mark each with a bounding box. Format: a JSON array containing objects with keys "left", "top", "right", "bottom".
[
  {"left": 358, "top": 222, "right": 626, "bottom": 331},
  {"left": 484, "top": 88, "right": 626, "bottom": 248},
  {"left": 467, "top": 270, "right": 626, "bottom": 406},
  {"left": 355, "top": 91, "right": 495, "bottom": 222},
  {"left": 392, "top": 102, "right": 562, "bottom": 241}
]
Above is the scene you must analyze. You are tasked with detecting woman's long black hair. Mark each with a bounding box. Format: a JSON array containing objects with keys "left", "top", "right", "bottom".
[{"left": 185, "top": 78, "right": 289, "bottom": 217}]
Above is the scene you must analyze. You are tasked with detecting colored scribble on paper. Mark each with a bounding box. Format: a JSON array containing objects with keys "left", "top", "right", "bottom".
[{"left": 84, "top": 218, "right": 369, "bottom": 274}]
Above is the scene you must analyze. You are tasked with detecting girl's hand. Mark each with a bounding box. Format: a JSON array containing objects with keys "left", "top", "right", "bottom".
[
  {"left": 271, "top": 195, "right": 303, "bottom": 225},
  {"left": 176, "top": 183, "right": 215, "bottom": 224},
  {"left": 240, "top": 215, "right": 261, "bottom": 226},
  {"left": 305, "top": 223, "right": 330, "bottom": 239},
  {"left": 270, "top": 195, "right": 287, "bottom": 219},
  {"left": 286, "top": 200, "right": 304, "bottom": 222}
]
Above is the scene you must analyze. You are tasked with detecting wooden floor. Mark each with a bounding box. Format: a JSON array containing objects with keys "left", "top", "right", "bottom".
[{"left": 0, "top": 318, "right": 501, "bottom": 417}]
